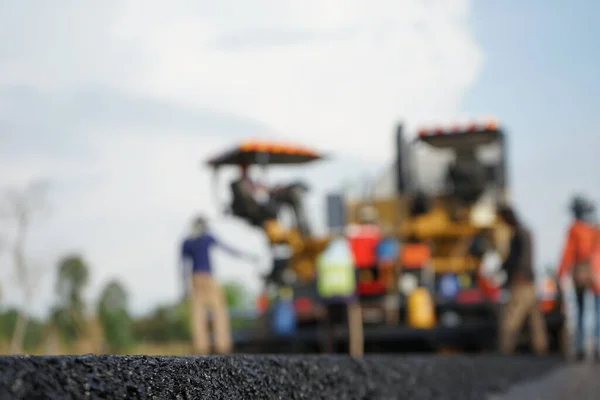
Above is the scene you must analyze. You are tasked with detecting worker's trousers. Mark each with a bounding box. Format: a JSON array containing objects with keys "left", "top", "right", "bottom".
[
  {"left": 190, "top": 273, "right": 232, "bottom": 354},
  {"left": 500, "top": 282, "right": 548, "bottom": 354},
  {"left": 323, "top": 300, "right": 364, "bottom": 356},
  {"left": 574, "top": 286, "right": 600, "bottom": 355}
]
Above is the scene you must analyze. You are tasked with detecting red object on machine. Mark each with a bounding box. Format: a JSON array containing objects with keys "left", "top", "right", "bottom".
[
  {"left": 477, "top": 275, "right": 501, "bottom": 302},
  {"left": 294, "top": 297, "right": 313, "bottom": 313},
  {"left": 358, "top": 281, "right": 386, "bottom": 295},
  {"left": 456, "top": 288, "right": 485, "bottom": 303},
  {"left": 347, "top": 224, "right": 383, "bottom": 295},
  {"left": 347, "top": 224, "right": 381, "bottom": 268}
]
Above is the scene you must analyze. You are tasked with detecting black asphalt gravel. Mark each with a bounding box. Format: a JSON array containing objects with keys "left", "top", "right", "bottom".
[{"left": 0, "top": 354, "right": 562, "bottom": 400}]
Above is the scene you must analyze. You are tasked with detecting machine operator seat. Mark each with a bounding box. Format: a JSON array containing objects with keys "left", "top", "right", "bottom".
[
  {"left": 230, "top": 179, "right": 276, "bottom": 227},
  {"left": 270, "top": 181, "right": 311, "bottom": 236},
  {"left": 230, "top": 179, "right": 258, "bottom": 226},
  {"left": 446, "top": 152, "right": 487, "bottom": 205}
]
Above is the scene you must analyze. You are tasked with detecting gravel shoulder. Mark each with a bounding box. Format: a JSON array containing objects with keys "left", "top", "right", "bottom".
[{"left": 0, "top": 354, "right": 562, "bottom": 400}]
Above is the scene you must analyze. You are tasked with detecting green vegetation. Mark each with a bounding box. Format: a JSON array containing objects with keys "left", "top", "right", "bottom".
[
  {"left": 98, "top": 280, "right": 134, "bottom": 353},
  {"left": 0, "top": 251, "right": 255, "bottom": 353},
  {"left": 131, "top": 281, "right": 254, "bottom": 344},
  {"left": 0, "top": 183, "right": 256, "bottom": 354},
  {"left": 0, "top": 309, "right": 45, "bottom": 351},
  {"left": 50, "top": 254, "right": 90, "bottom": 346}
]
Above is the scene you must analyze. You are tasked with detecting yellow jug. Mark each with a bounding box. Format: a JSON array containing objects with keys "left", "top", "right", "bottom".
[{"left": 406, "top": 287, "right": 436, "bottom": 328}]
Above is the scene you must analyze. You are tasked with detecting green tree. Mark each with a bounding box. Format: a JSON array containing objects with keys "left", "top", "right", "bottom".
[
  {"left": 50, "top": 254, "right": 90, "bottom": 346},
  {"left": 0, "top": 308, "right": 44, "bottom": 352},
  {"left": 132, "top": 299, "right": 191, "bottom": 343},
  {"left": 222, "top": 281, "right": 255, "bottom": 330},
  {"left": 56, "top": 255, "right": 90, "bottom": 307},
  {"left": 97, "top": 280, "right": 134, "bottom": 353},
  {"left": 222, "top": 281, "right": 247, "bottom": 309}
]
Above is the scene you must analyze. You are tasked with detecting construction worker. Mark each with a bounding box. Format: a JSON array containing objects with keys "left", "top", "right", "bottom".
[
  {"left": 230, "top": 163, "right": 275, "bottom": 227},
  {"left": 180, "top": 215, "right": 257, "bottom": 354},
  {"left": 317, "top": 234, "right": 363, "bottom": 356},
  {"left": 557, "top": 195, "right": 600, "bottom": 361},
  {"left": 497, "top": 206, "right": 548, "bottom": 355}
]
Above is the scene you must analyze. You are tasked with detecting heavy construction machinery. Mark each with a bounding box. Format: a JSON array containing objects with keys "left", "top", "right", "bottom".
[
  {"left": 205, "top": 139, "right": 331, "bottom": 345},
  {"left": 339, "top": 119, "right": 566, "bottom": 352},
  {"left": 209, "top": 124, "right": 565, "bottom": 354}
]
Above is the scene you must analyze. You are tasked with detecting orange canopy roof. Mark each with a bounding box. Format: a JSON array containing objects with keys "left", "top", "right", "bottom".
[{"left": 206, "top": 139, "right": 324, "bottom": 167}]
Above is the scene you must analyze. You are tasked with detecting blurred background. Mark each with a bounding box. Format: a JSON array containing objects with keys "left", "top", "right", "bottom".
[{"left": 0, "top": 0, "right": 599, "bottom": 355}]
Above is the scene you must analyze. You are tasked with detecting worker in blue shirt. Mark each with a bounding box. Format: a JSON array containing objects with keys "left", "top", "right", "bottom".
[{"left": 181, "top": 215, "right": 257, "bottom": 354}]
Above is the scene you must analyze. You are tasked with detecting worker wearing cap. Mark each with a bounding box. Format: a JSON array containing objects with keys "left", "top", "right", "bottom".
[
  {"left": 497, "top": 205, "right": 548, "bottom": 355},
  {"left": 557, "top": 196, "right": 600, "bottom": 361},
  {"left": 180, "top": 216, "right": 257, "bottom": 354}
]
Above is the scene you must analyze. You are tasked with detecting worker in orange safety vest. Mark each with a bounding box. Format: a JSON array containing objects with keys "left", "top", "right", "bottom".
[{"left": 557, "top": 195, "right": 600, "bottom": 361}]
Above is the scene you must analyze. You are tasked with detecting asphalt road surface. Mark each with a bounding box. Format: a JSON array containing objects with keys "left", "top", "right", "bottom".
[
  {"left": 0, "top": 354, "right": 562, "bottom": 399},
  {"left": 491, "top": 362, "right": 600, "bottom": 400}
]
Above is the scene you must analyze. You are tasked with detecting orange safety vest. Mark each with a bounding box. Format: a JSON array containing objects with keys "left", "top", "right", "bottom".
[
  {"left": 347, "top": 224, "right": 381, "bottom": 268},
  {"left": 558, "top": 221, "right": 600, "bottom": 293}
]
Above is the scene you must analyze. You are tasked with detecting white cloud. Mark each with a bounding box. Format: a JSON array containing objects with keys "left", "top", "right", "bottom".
[
  {"left": 0, "top": 0, "right": 482, "bottom": 316},
  {"left": 107, "top": 0, "right": 482, "bottom": 159}
]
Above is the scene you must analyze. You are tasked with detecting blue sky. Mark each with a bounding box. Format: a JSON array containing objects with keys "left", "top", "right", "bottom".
[
  {"left": 0, "top": 0, "right": 597, "bottom": 316},
  {"left": 463, "top": 0, "right": 600, "bottom": 270}
]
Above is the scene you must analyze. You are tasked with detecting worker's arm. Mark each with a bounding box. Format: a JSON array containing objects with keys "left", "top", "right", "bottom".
[
  {"left": 501, "top": 232, "right": 521, "bottom": 276},
  {"left": 213, "top": 235, "right": 258, "bottom": 262},
  {"left": 180, "top": 240, "right": 192, "bottom": 297},
  {"left": 557, "top": 225, "right": 577, "bottom": 279}
]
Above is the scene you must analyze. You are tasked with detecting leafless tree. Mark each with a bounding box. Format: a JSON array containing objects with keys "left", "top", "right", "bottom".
[{"left": 1, "top": 179, "right": 50, "bottom": 353}]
